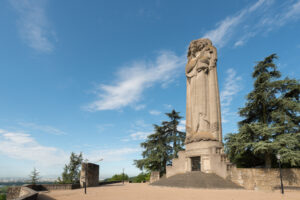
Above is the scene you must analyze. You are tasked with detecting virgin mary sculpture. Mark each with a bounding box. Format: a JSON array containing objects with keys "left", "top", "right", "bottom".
[{"left": 185, "top": 39, "right": 222, "bottom": 144}]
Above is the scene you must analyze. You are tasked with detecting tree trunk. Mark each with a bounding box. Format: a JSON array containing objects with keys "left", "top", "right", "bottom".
[{"left": 265, "top": 153, "right": 272, "bottom": 168}]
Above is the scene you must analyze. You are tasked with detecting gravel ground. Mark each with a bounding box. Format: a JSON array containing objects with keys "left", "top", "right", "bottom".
[{"left": 38, "top": 183, "right": 300, "bottom": 200}]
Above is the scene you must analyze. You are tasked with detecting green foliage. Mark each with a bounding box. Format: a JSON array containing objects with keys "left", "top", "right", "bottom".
[
  {"left": 57, "top": 152, "right": 83, "bottom": 184},
  {"left": 29, "top": 168, "right": 40, "bottom": 185},
  {"left": 134, "top": 109, "right": 185, "bottom": 175},
  {"left": 0, "top": 194, "right": 6, "bottom": 200},
  {"left": 0, "top": 186, "right": 7, "bottom": 200},
  {"left": 164, "top": 110, "right": 185, "bottom": 159},
  {"left": 129, "top": 172, "right": 150, "bottom": 183},
  {"left": 108, "top": 173, "right": 129, "bottom": 182},
  {"left": 225, "top": 54, "right": 300, "bottom": 168},
  {"left": 0, "top": 186, "right": 8, "bottom": 194}
]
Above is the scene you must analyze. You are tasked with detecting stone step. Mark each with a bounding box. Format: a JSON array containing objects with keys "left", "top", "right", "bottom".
[{"left": 151, "top": 171, "right": 243, "bottom": 189}]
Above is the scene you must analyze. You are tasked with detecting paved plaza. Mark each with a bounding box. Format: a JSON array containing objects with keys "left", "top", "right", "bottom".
[{"left": 39, "top": 183, "right": 300, "bottom": 200}]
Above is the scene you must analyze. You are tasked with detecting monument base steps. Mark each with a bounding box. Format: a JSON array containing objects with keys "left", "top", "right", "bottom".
[{"left": 151, "top": 171, "right": 242, "bottom": 189}]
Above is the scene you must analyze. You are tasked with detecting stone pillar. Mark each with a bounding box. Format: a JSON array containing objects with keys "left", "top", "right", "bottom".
[
  {"left": 150, "top": 171, "right": 160, "bottom": 183},
  {"left": 80, "top": 163, "right": 99, "bottom": 187}
]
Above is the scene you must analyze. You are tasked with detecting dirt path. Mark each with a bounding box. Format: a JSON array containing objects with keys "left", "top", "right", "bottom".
[{"left": 39, "top": 183, "right": 300, "bottom": 200}]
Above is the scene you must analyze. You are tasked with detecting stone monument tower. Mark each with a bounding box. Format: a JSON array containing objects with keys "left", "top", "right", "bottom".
[{"left": 166, "top": 38, "right": 230, "bottom": 178}]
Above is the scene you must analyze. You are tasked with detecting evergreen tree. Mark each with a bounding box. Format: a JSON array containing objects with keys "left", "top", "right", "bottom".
[
  {"left": 57, "top": 152, "right": 83, "bottom": 184},
  {"left": 29, "top": 168, "right": 40, "bottom": 185},
  {"left": 164, "top": 110, "right": 185, "bottom": 159},
  {"left": 225, "top": 54, "right": 300, "bottom": 168},
  {"left": 134, "top": 109, "right": 185, "bottom": 175},
  {"left": 134, "top": 124, "right": 172, "bottom": 175}
]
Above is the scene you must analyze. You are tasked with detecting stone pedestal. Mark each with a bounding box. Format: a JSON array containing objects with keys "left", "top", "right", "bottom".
[
  {"left": 150, "top": 171, "right": 160, "bottom": 183},
  {"left": 166, "top": 141, "right": 230, "bottom": 178},
  {"left": 80, "top": 163, "right": 99, "bottom": 187}
]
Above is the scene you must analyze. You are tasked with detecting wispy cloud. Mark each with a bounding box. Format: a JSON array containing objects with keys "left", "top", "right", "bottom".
[
  {"left": 133, "top": 104, "right": 146, "bottom": 111},
  {"left": 18, "top": 122, "right": 66, "bottom": 135},
  {"left": 220, "top": 68, "right": 242, "bottom": 123},
  {"left": 85, "top": 51, "right": 184, "bottom": 111},
  {"left": 86, "top": 147, "right": 141, "bottom": 162},
  {"left": 203, "top": 0, "right": 269, "bottom": 48},
  {"left": 220, "top": 68, "right": 242, "bottom": 107},
  {"left": 0, "top": 129, "right": 67, "bottom": 166},
  {"left": 10, "top": 0, "right": 55, "bottom": 52},
  {"left": 203, "top": 0, "right": 300, "bottom": 48},
  {"left": 279, "top": 0, "right": 300, "bottom": 24},
  {"left": 129, "top": 131, "right": 152, "bottom": 140},
  {"left": 163, "top": 104, "right": 172, "bottom": 109},
  {"left": 149, "top": 110, "right": 161, "bottom": 115},
  {"left": 177, "top": 120, "right": 185, "bottom": 132}
]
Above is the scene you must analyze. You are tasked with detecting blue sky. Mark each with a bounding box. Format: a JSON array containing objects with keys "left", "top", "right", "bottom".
[{"left": 0, "top": 0, "right": 300, "bottom": 179}]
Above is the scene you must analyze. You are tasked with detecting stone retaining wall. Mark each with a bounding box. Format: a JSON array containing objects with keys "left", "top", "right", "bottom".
[
  {"left": 29, "top": 184, "right": 80, "bottom": 191},
  {"left": 7, "top": 186, "right": 37, "bottom": 200},
  {"left": 7, "top": 186, "right": 21, "bottom": 200},
  {"left": 7, "top": 184, "right": 80, "bottom": 200},
  {"left": 228, "top": 167, "right": 300, "bottom": 190}
]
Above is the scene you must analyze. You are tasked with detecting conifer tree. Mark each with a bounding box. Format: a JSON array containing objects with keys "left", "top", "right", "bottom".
[
  {"left": 134, "top": 109, "right": 185, "bottom": 174},
  {"left": 29, "top": 168, "right": 40, "bottom": 185},
  {"left": 225, "top": 54, "right": 300, "bottom": 168},
  {"left": 164, "top": 110, "right": 185, "bottom": 159},
  {"left": 134, "top": 124, "right": 171, "bottom": 174}
]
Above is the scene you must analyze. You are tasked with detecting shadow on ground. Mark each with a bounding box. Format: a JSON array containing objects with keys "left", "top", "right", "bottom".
[{"left": 38, "top": 193, "right": 57, "bottom": 200}]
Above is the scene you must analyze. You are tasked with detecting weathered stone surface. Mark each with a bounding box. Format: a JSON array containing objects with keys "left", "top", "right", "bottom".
[
  {"left": 228, "top": 167, "right": 300, "bottom": 190},
  {"left": 80, "top": 163, "right": 99, "bottom": 187},
  {"left": 152, "top": 171, "right": 242, "bottom": 189},
  {"left": 150, "top": 171, "right": 160, "bottom": 183},
  {"left": 7, "top": 186, "right": 21, "bottom": 200},
  {"left": 166, "top": 38, "right": 228, "bottom": 178},
  {"left": 185, "top": 38, "right": 222, "bottom": 144},
  {"left": 7, "top": 186, "right": 38, "bottom": 200}
]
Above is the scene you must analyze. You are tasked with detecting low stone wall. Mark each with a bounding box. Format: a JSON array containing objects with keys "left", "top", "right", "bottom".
[
  {"left": 7, "top": 186, "right": 21, "bottom": 200},
  {"left": 7, "top": 184, "right": 80, "bottom": 200},
  {"left": 7, "top": 186, "right": 37, "bottom": 200},
  {"left": 228, "top": 167, "right": 300, "bottom": 190},
  {"left": 29, "top": 184, "right": 80, "bottom": 191}
]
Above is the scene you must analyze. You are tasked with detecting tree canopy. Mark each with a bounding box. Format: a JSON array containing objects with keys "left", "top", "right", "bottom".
[
  {"left": 225, "top": 54, "right": 300, "bottom": 168},
  {"left": 57, "top": 152, "right": 83, "bottom": 184},
  {"left": 134, "top": 109, "right": 185, "bottom": 175},
  {"left": 29, "top": 168, "right": 40, "bottom": 185},
  {"left": 107, "top": 173, "right": 129, "bottom": 182}
]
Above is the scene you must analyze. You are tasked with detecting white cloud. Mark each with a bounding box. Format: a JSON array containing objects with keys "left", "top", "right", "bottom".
[
  {"left": 18, "top": 122, "right": 66, "bottom": 135},
  {"left": 203, "top": 0, "right": 269, "bottom": 48},
  {"left": 177, "top": 120, "right": 186, "bottom": 132},
  {"left": 0, "top": 129, "right": 67, "bottom": 166},
  {"left": 220, "top": 68, "right": 242, "bottom": 107},
  {"left": 149, "top": 110, "right": 161, "bottom": 115},
  {"left": 130, "top": 131, "right": 152, "bottom": 140},
  {"left": 86, "top": 147, "right": 141, "bottom": 162},
  {"left": 280, "top": 0, "right": 300, "bottom": 24},
  {"left": 85, "top": 51, "right": 185, "bottom": 111},
  {"left": 203, "top": 0, "right": 300, "bottom": 48},
  {"left": 133, "top": 104, "right": 146, "bottom": 111},
  {"left": 203, "top": 13, "right": 245, "bottom": 48},
  {"left": 220, "top": 68, "right": 242, "bottom": 123},
  {"left": 10, "top": 0, "right": 55, "bottom": 52},
  {"left": 163, "top": 104, "right": 172, "bottom": 109}
]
